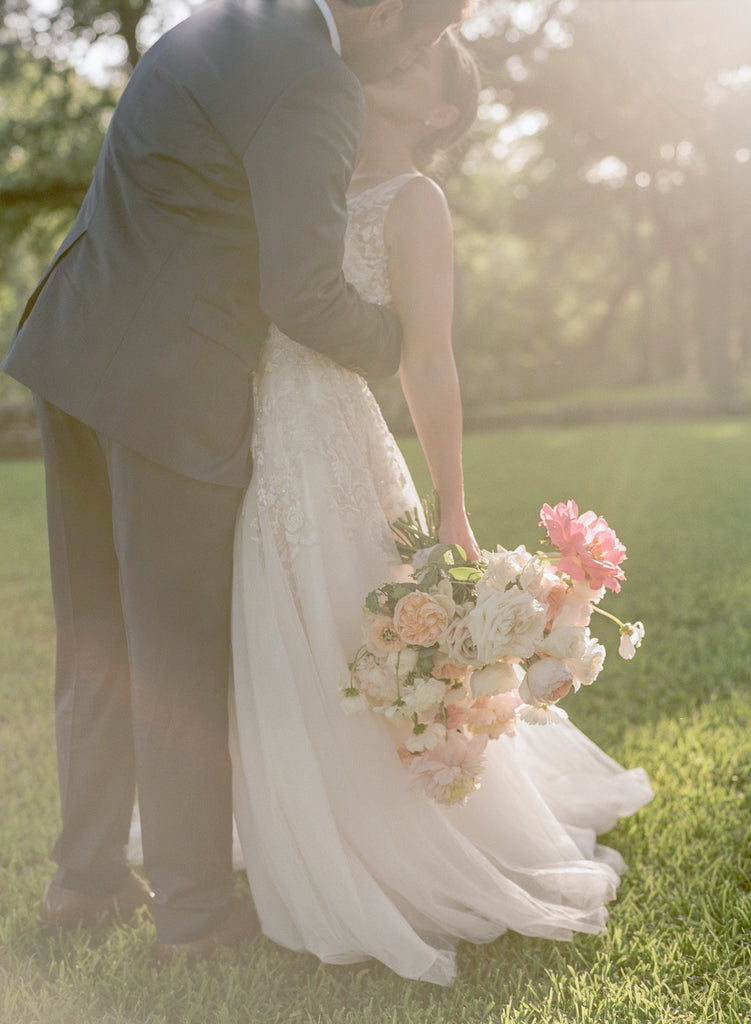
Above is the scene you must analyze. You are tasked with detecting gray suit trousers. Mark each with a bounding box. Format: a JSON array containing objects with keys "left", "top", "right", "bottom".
[{"left": 35, "top": 397, "right": 245, "bottom": 942}]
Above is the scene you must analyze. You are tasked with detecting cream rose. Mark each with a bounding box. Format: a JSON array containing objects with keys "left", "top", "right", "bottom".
[
  {"left": 519, "top": 658, "right": 575, "bottom": 706},
  {"left": 470, "top": 661, "right": 520, "bottom": 698},
  {"left": 440, "top": 616, "right": 481, "bottom": 667},
  {"left": 552, "top": 593, "right": 593, "bottom": 630},
  {"left": 402, "top": 676, "right": 447, "bottom": 717},
  {"left": 570, "top": 579, "right": 605, "bottom": 603},
  {"left": 393, "top": 585, "right": 455, "bottom": 647},
  {"left": 538, "top": 625, "right": 588, "bottom": 661},
  {"left": 353, "top": 657, "right": 399, "bottom": 704},
  {"left": 567, "top": 637, "right": 606, "bottom": 687},
  {"left": 467, "top": 585, "right": 547, "bottom": 663},
  {"left": 480, "top": 546, "right": 532, "bottom": 590}
]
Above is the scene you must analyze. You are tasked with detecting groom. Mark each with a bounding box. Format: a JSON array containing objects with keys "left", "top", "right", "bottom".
[{"left": 3, "top": 0, "right": 467, "bottom": 960}]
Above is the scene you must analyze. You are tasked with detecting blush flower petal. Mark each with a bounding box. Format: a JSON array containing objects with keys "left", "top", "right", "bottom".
[{"left": 540, "top": 501, "right": 627, "bottom": 593}]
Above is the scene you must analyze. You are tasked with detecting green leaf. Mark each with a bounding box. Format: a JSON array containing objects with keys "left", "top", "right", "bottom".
[{"left": 449, "top": 566, "right": 483, "bottom": 584}]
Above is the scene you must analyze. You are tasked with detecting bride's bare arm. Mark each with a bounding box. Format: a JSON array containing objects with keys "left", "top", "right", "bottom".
[{"left": 385, "top": 176, "right": 480, "bottom": 561}]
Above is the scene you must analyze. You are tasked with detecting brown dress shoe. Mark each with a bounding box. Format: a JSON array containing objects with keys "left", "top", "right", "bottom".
[
  {"left": 152, "top": 899, "right": 260, "bottom": 966},
  {"left": 39, "top": 868, "right": 153, "bottom": 930}
]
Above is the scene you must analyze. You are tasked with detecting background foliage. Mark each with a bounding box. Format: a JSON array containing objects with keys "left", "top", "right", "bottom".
[{"left": 1, "top": 0, "right": 750, "bottom": 416}]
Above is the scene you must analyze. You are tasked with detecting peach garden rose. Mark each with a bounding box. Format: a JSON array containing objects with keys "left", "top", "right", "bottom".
[{"left": 393, "top": 582, "right": 455, "bottom": 646}]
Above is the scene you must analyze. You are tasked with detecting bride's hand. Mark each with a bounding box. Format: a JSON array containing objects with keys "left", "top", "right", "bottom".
[{"left": 438, "top": 509, "right": 481, "bottom": 563}]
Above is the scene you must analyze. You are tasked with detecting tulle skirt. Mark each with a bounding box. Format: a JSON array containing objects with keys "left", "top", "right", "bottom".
[{"left": 229, "top": 340, "right": 652, "bottom": 985}]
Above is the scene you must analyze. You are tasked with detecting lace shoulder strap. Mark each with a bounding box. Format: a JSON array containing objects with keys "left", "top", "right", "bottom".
[
  {"left": 346, "top": 173, "right": 422, "bottom": 214},
  {"left": 341, "top": 174, "right": 423, "bottom": 305}
]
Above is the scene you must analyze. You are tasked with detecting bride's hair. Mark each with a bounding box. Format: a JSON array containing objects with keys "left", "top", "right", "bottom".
[
  {"left": 342, "top": 0, "right": 473, "bottom": 31},
  {"left": 413, "top": 29, "right": 480, "bottom": 176}
]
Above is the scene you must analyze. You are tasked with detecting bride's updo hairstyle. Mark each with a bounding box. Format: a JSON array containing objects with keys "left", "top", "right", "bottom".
[
  {"left": 413, "top": 29, "right": 480, "bottom": 176},
  {"left": 342, "top": 0, "right": 472, "bottom": 30}
]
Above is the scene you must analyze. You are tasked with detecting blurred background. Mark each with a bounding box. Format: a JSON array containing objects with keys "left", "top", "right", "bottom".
[{"left": 1, "top": 0, "right": 750, "bottom": 440}]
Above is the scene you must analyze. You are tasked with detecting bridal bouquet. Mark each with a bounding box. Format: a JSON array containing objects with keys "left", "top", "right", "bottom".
[{"left": 342, "top": 500, "right": 644, "bottom": 806}]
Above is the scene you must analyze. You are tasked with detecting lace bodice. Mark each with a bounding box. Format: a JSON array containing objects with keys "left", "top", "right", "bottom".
[
  {"left": 242, "top": 175, "right": 422, "bottom": 574},
  {"left": 341, "top": 174, "right": 418, "bottom": 303}
]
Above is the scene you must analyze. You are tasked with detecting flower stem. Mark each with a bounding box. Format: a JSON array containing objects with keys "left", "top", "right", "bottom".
[{"left": 591, "top": 605, "right": 624, "bottom": 629}]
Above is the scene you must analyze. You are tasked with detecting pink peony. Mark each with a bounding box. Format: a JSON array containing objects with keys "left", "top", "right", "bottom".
[
  {"left": 410, "top": 731, "right": 488, "bottom": 805},
  {"left": 465, "top": 693, "right": 521, "bottom": 739},
  {"left": 539, "top": 501, "right": 627, "bottom": 593}
]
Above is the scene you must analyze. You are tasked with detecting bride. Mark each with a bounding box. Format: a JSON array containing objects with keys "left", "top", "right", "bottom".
[{"left": 230, "top": 30, "right": 652, "bottom": 986}]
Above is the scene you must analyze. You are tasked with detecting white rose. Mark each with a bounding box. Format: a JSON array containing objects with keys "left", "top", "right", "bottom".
[
  {"left": 480, "top": 546, "right": 533, "bottom": 590},
  {"left": 354, "top": 657, "right": 399, "bottom": 704},
  {"left": 538, "top": 625, "right": 588, "bottom": 660},
  {"left": 403, "top": 676, "right": 447, "bottom": 717},
  {"left": 567, "top": 636, "right": 606, "bottom": 687},
  {"left": 519, "top": 658, "right": 574, "bottom": 705},
  {"left": 440, "top": 616, "right": 481, "bottom": 667},
  {"left": 570, "top": 579, "right": 605, "bottom": 604},
  {"left": 552, "top": 594, "right": 593, "bottom": 629},
  {"left": 518, "top": 557, "right": 556, "bottom": 597},
  {"left": 467, "top": 585, "right": 547, "bottom": 663},
  {"left": 470, "top": 661, "right": 520, "bottom": 698}
]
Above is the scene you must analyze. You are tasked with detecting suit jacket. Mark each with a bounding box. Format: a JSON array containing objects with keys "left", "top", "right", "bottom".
[{"left": 3, "top": 0, "right": 401, "bottom": 486}]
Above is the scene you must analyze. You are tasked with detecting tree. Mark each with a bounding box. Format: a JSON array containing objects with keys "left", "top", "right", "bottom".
[
  {"left": 2, "top": 0, "right": 750, "bottom": 411},
  {"left": 0, "top": 1, "right": 196, "bottom": 397},
  {"left": 452, "top": 0, "right": 751, "bottom": 404}
]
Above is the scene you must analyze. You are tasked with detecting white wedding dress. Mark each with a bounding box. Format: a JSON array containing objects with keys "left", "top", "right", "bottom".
[{"left": 229, "top": 175, "right": 653, "bottom": 986}]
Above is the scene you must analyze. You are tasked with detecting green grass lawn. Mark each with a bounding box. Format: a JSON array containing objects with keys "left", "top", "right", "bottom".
[{"left": 2, "top": 418, "right": 751, "bottom": 1024}]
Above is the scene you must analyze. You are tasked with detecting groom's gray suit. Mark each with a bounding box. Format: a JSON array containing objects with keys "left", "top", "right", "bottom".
[{"left": 4, "top": 0, "right": 400, "bottom": 942}]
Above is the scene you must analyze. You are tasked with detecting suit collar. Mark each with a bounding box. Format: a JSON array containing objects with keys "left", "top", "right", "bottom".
[
  {"left": 262, "top": 0, "right": 339, "bottom": 52},
  {"left": 311, "top": 0, "right": 341, "bottom": 54}
]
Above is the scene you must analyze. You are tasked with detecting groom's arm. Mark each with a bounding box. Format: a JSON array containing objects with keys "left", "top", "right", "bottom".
[{"left": 243, "top": 62, "right": 401, "bottom": 378}]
